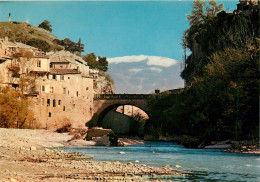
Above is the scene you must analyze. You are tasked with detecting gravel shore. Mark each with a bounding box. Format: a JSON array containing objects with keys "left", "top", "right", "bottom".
[{"left": 0, "top": 128, "right": 187, "bottom": 181}]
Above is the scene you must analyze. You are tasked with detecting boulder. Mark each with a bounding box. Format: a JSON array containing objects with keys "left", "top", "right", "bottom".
[
  {"left": 86, "top": 127, "right": 114, "bottom": 141},
  {"left": 92, "top": 136, "right": 110, "bottom": 146}
]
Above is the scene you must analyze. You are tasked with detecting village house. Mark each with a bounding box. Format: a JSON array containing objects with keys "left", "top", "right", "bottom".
[{"left": 0, "top": 37, "right": 94, "bottom": 128}]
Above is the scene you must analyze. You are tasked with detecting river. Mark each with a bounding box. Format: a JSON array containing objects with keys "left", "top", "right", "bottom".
[{"left": 65, "top": 141, "right": 259, "bottom": 181}]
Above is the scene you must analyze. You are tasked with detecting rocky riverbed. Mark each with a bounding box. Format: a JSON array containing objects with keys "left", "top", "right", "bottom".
[{"left": 0, "top": 128, "right": 187, "bottom": 181}]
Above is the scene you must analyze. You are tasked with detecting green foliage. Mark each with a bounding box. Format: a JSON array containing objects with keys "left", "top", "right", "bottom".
[
  {"left": 147, "top": 3, "right": 259, "bottom": 147},
  {"left": 54, "top": 38, "right": 84, "bottom": 53},
  {"left": 38, "top": 20, "right": 52, "bottom": 32},
  {"left": 187, "top": 0, "right": 223, "bottom": 26},
  {"left": 27, "top": 38, "right": 51, "bottom": 52},
  {"left": 29, "top": 30, "right": 34, "bottom": 34},
  {"left": 83, "top": 53, "right": 109, "bottom": 72},
  {"left": 182, "top": 10, "right": 258, "bottom": 84},
  {"left": 98, "top": 56, "right": 108, "bottom": 72}
]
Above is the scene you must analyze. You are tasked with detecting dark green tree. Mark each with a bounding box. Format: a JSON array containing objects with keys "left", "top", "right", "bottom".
[
  {"left": 98, "top": 56, "right": 108, "bottom": 72},
  {"left": 26, "top": 38, "right": 51, "bottom": 52},
  {"left": 83, "top": 53, "right": 99, "bottom": 69},
  {"left": 54, "top": 38, "right": 84, "bottom": 53},
  {"left": 38, "top": 20, "right": 52, "bottom": 32},
  {"left": 83, "top": 53, "right": 109, "bottom": 72}
]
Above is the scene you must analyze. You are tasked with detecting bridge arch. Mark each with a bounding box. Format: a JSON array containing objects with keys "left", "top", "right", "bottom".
[{"left": 89, "top": 94, "right": 150, "bottom": 127}]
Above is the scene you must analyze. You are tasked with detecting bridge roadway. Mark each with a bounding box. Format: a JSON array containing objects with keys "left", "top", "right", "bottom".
[{"left": 94, "top": 94, "right": 150, "bottom": 100}]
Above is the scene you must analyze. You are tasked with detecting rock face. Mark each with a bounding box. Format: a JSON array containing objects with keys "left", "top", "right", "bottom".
[{"left": 92, "top": 71, "right": 115, "bottom": 94}]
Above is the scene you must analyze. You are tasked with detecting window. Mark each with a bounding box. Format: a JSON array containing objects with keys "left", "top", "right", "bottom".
[
  {"left": 42, "top": 98, "right": 44, "bottom": 106},
  {"left": 42, "top": 86, "right": 45, "bottom": 92},
  {"left": 76, "top": 91, "right": 79, "bottom": 97},
  {"left": 53, "top": 99, "right": 56, "bottom": 107},
  {"left": 49, "top": 112, "right": 51, "bottom": 117},
  {"left": 68, "top": 90, "right": 69, "bottom": 95},
  {"left": 37, "top": 60, "right": 41, "bottom": 67},
  {"left": 86, "top": 87, "right": 89, "bottom": 90},
  {"left": 68, "top": 77, "right": 70, "bottom": 80},
  {"left": 60, "top": 75, "right": 64, "bottom": 80},
  {"left": 58, "top": 100, "right": 61, "bottom": 106},
  {"left": 47, "top": 99, "right": 50, "bottom": 106},
  {"left": 50, "top": 87, "right": 54, "bottom": 93},
  {"left": 53, "top": 74, "right": 56, "bottom": 80},
  {"left": 63, "top": 88, "right": 66, "bottom": 94},
  {"left": 63, "top": 106, "right": 66, "bottom": 111}
]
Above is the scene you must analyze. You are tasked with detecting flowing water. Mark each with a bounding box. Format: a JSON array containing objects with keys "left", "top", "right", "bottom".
[{"left": 65, "top": 141, "right": 260, "bottom": 181}]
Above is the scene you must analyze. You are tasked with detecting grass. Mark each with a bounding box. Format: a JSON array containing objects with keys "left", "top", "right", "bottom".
[{"left": 0, "top": 21, "right": 63, "bottom": 51}]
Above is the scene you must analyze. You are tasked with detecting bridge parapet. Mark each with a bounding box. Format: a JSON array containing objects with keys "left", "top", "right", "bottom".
[{"left": 94, "top": 94, "right": 150, "bottom": 100}]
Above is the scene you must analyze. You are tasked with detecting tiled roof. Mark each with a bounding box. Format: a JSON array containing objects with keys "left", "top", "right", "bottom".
[
  {"left": 50, "top": 68, "right": 81, "bottom": 75},
  {"left": 50, "top": 59, "right": 70, "bottom": 63}
]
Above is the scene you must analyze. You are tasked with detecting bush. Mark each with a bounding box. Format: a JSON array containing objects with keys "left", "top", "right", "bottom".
[
  {"left": 56, "top": 124, "right": 72, "bottom": 133},
  {"left": 38, "top": 20, "right": 52, "bottom": 32},
  {"left": 26, "top": 38, "right": 51, "bottom": 52}
]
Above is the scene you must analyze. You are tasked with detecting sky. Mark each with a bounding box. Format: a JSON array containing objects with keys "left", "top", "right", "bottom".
[{"left": 0, "top": 0, "right": 238, "bottom": 93}]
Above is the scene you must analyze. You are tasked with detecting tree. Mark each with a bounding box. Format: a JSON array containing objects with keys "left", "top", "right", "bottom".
[
  {"left": 98, "top": 56, "right": 108, "bottom": 72},
  {"left": 38, "top": 20, "right": 52, "bottom": 32},
  {"left": 187, "top": 0, "right": 223, "bottom": 26},
  {"left": 0, "top": 88, "right": 35, "bottom": 128},
  {"left": 206, "top": 0, "right": 223, "bottom": 17},
  {"left": 27, "top": 38, "right": 51, "bottom": 52},
  {"left": 83, "top": 53, "right": 99, "bottom": 69},
  {"left": 55, "top": 38, "right": 84, "bottom": 53},
  {"left": 187, "top": 0, "right": 206, "bottom": 26},
  {"left": 83, "top": 53, "right": 109, "bottom": 72}
]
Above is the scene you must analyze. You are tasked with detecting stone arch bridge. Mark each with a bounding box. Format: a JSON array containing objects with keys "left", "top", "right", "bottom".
[{"left": 90, "top": 94, "right": 150, "bottom": 126}]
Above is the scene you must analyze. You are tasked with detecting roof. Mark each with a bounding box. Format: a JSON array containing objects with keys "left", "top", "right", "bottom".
[
  {"left": 50, "top": 68, "right": 81, "bottom": 75},
  {"left": 0, "top": 54, "right": 12, "bottom": 61},
  {"left": 34, "top": 51, "right": 49, "bottom": 59},
  {"left": 50, "top": 59, "right": 70, "bottom": 63}
]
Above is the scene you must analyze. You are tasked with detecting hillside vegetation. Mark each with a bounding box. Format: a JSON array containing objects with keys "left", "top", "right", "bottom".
[
  {"left": 146, "top": 0, "right": 259, "bottom": 148},
  {"left": 0, "top": 21, "right": 63, "bottom": 52}
]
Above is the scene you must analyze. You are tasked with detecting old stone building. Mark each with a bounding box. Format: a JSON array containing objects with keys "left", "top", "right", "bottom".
[{"left": 0, "top": 38, "right": 94, "bottom": 128}]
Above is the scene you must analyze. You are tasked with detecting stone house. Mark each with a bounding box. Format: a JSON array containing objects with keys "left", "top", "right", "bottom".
[{"left": 0, "top": 38, "right": 94, "bottom": 128}]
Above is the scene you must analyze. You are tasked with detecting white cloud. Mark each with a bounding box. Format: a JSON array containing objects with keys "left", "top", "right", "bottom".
[
  {"left": 108, "top": 55, "right": 179, "bottom": 68},
  {"left": 146, "top": 57, "right": 178, "bottom": 67},
  {"left": 148, "top": 67, "right": 162, "bottom": 73},
  {"left": 128, "top": 68, "right": 143, "bottom": 74},
  {"left": 108, "top": 55, "right": 184, "bottom": 94}
]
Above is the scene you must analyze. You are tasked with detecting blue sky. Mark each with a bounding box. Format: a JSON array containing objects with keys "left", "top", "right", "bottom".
[{"left": 0, "top": 1, "right": 238, "bottom": 93}]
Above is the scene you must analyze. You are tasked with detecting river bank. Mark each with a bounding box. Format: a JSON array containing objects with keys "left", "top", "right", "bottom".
[
  {"left": 145, "top": 134, "right": 260, "bottom": 155},
  {"left": 0, "top": 128, "right": 186, "bottom": 181}
]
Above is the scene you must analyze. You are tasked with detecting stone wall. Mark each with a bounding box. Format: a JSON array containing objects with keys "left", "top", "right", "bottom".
[{"left": 31, "top": 69, "right": 94, "bottom": 129}]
